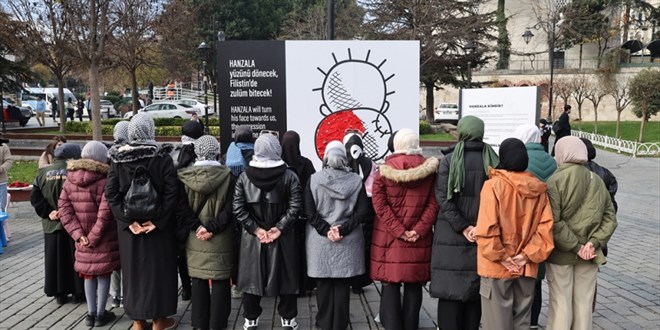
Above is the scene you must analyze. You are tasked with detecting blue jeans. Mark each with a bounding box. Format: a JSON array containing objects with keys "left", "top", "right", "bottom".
[{"left": 0, "top": 183, "right": 7, "bottom": 212}]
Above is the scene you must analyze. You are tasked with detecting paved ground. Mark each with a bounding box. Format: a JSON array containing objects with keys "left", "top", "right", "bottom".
[{"left": 0, "top": 147, "right": 658, "bottom": 330}]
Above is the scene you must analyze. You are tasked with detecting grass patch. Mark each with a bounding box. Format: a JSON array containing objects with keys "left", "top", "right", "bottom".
[
  {"left": 8, "top": 160, "right": 38, "bottom": 184},
  {"left": 420, "top": 133, "right": 455, "bottom": 141},
  {"left": 573, "top": 121, "right": 660, "bottom": 143}
]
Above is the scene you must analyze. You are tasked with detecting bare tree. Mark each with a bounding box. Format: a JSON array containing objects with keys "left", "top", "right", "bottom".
[
  {"left": 570, "top": 74, "right": 589, "bottom": 126},
  {"left": 554, "top": 76, "right": 572, "bottom": 118},
  {"left": 108, "top": 0, "right": 161, "bottom": 115},
  {"left": 61, "top": 0, "right": 124, "bottom": 141},
  {"left": 7, "top": 0, "right": 75, "bottom": 132},
  {"left": 154, "top": 0, "right": 199, "bottom": 81},
  {"left": 584, "top": 78, "right": 607, "bottom": 134},
  {"left": 606, "top": 79, "right": 632, "bottom": 139}
]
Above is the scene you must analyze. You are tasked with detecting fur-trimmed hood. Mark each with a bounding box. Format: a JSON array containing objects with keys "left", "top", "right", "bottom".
[
  {"left": 379, "top": 154, "right": 439, "bottom": 187},
  {"left": 108, "top": 143, "right": 159, "bottom": 163},
  {"left": 66, "top": 159, "right": 109, "bottom": 188}
]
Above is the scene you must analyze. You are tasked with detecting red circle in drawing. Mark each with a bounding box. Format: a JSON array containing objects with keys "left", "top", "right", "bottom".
[{"left": 315, "top": 110, "right": 365, "bottom": 160}]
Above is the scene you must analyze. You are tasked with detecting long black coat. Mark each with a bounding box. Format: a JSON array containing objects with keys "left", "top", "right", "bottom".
[
  {"left": 430, "top": 141, "right": 488, "bottom": 302},
  {"left": 233, "top": 168, "right": 302, "bottom": 296},
  {"left": 105, "top": 144, "right": 180, "bottom": 320}
]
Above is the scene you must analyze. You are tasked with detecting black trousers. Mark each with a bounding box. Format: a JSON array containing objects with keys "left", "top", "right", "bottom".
[
  {"left": 531, "top": 279, "right": 542, "bottom": 326},
  {"left": 379, "top": 282, "right": 423, "bottom": 330},
  {"left": 315, "top": 278, "right": 350, "bottom": 330},
  {"left": 191, "top": 278, "right": 231, "bottom": 329},
  {"left": 177, "top": 244, "right": 191, "bottom": 291},
  {"left": 242, "top": 293, "right": 297, "bottom": 320},
  {"left": 436, "top": 298, "right": 481, "bottom": 330}
]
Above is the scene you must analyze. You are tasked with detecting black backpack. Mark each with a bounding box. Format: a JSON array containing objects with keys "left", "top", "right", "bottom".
[{"left": 123, "top": 158, "right": 159, "bottom": 220}]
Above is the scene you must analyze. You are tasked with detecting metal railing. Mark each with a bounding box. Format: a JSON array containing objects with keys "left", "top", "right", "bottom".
[{"left": 571, "top": 130, "right": 660, "bottom": 157}]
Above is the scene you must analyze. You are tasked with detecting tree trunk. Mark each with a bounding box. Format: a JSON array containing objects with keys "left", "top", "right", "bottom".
[
  {"left": 593, "top": 104, "right": 598, "bottom": 134},
  {"left": 639, "top": 102, "right": 647, "bottom": 143},
  {"left": 89, "top": 62, "right": 103, "bottom": 141},
  {"left": 425, "top": 81, "right": 434, "bottom": 125},
  {"left": 579, "top": 43, "right": 583, "bottom": 69},
  {"left": 131, "top": 67, "right": 140, "bottom": 115},
  {"left": 622, "top": 4, "right": 631, "bottom": 45},
  {"left": 496, "top": 0, "right": 510, "bottom": 70},
  {"left": 616, "top": 110, "right": 622, "bottom": 138},
  {"left": 56, "top": 75, "right": 66, "bottom": 133}
]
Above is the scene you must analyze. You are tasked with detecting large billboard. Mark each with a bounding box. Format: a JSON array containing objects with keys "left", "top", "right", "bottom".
[
  {"left": 460, "top": 86, "right": 540, "bottom": 152},
  {"left": 217, "top": 40, "right": 420, "bottom": 167}
]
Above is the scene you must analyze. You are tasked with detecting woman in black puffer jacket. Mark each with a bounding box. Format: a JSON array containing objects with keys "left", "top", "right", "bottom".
[{"left": 430, "top": 116, "right": 499, "bottom": 330}]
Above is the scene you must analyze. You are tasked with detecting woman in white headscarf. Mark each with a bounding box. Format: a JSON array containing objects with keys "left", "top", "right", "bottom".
[
  {"left": 233, "top": 133, "right": 303, "bottom": 330},
  {"left": 304, "top": 141, "right": 371, "bottom": 330},
  {"left": 105, "top": 113, "right": 181, "bottom": 330}
]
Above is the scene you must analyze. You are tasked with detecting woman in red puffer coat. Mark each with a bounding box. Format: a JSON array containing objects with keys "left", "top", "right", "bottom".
[
  {"left": 59, "top": 141, "right": 120, "bottom": 328},
  {"left": 370, "top": 128, "right": 439, "bottom": 330}
]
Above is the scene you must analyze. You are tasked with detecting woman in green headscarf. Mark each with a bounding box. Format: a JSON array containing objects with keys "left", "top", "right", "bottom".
[{"left": 429, "top": 116, "right": 499, "bottom": 330}]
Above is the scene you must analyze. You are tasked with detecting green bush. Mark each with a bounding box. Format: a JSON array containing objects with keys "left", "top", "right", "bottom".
[
  {"left": 104, "top": 95, "right": 121, "bottom": 106},
  {"left": 65, "top": 121, "right": 219, "bottom": 137},
  {"left": 419, "top": 120, "right": 432, "bottom": 135}
]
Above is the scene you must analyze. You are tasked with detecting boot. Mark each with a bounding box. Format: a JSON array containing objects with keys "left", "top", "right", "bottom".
[
  {"left": 132, "top": 320, "right": 148, "bottom": 330},
  {"left": 153, "top": 317, "right": 176, "bottom": 330}
]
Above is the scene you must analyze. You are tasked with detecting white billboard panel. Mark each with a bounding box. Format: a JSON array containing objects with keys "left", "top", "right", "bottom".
[{"left": 460, "top": 86, "right": 540, "bottom": 152}]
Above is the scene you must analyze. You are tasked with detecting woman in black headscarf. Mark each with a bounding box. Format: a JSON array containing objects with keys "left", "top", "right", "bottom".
[{"left": 281, "top": 130, "right": 316, "bottom": 293}]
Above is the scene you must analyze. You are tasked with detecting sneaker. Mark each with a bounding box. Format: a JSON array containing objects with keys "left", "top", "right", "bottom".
[
  {"left": 231, "top": 285, "right": 243, "bottom": 299},
  {"left": 281, "top": 317, "right": 299, "bottom": 330},
  {"left": 94, "top": 310, "right": 116, "bottom": 327},
  {"left": 111, "top": 296, "right": 121, "bottom": 308},
  {"left": 530, "top": 325, "right": 539, "bottom": 329},
  {"left": 85, "top": 314, "right": 95, "bottom": 326},
  {"left": 243, "top": 318, "right": 258, "bottom": 330}
]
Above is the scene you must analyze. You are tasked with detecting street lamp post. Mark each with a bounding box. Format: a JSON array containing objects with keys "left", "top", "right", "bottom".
[
  {"left": 197, "top": 42, "right": 211, "bottom": 133},
  {"left": 522, "top": 0, "right": 566, "bottom": 121},
  {"left": 463, "top": 41, "right": 477, "bottom": 88}
]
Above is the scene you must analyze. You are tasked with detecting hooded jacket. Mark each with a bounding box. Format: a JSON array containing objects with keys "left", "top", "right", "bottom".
[
  {"left": 105, "top": 144, "right": 179, "bottom": 230},
  {"left": 475, "top": 168, "right": 554, "bottom": 279},
  {"left": 304, "top": 168, "right": 370, "bottom": 278},
  {"left": 178, "top": 164, "right": 235, "bottom": 280},
  {"left": 546, "top": 163, "right": 617, "bottom": 265},
  {"left": 526, "top": 143, "right": 557, "bottom": 182},
  {"left": 370, "top": 154, "right": 439, "bottom": 283},
  {"left": 232, "top": 167, "right": 302, "bottom": 296},
  {"left": 58, "top": 159, "right": 120, "bottom": 275}
]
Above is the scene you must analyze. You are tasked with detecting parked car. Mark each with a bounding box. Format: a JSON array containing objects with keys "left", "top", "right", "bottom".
[
  {"left": 434, "top": 103, "right": 459, "bottom": 123},
  {"left": 99, "top": 100, "right": 116, "bottom": 117},
  {"left": 154, "top": 98, "right": 214, "bottom": 116},
  {"left": 2, "top": 99, "right": 32, "bottom": 127},
  {"left": 123, "top": 101, "right": 199, "bottom": 119}
]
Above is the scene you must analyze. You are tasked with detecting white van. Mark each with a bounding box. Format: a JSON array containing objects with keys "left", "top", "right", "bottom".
[{"left": 21, "top": 87, "right": 77, "bottom": 115}]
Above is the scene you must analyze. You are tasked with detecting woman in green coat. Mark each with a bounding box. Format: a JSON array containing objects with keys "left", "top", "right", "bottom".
[
  {"left": 177, "top": 135, "right": 235, "bottom": 330},
  {"left": 546, "top": 136, "right": 617, "bottom": 330}
]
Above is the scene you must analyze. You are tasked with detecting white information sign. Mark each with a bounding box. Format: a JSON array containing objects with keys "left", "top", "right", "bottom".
[{"left": 460, "top": 86, "right": 540, "bottom": 152}]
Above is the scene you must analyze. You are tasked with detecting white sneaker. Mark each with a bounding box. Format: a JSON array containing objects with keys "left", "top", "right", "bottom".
[
  {"left": 243, "top": 318, "right": 258, "bottom": 330},
  {"left": 281, "top": 317, "right": 299, "bottom": 330}
]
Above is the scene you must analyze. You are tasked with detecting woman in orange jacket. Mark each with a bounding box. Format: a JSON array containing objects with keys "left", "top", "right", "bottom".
[{"left": 475, "top": 138, "right": 554, "bottom": 330}]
